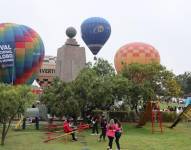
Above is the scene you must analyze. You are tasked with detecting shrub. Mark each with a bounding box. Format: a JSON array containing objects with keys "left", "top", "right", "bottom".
[
  {"left": 161, "top": 111, "right": 177, "bottom": 122},
  {"left": 92, "top": 110, "right": 178, "bottom": 123},
  {"left": 92, "top": 110, "right": 138, "bottom": 122}
]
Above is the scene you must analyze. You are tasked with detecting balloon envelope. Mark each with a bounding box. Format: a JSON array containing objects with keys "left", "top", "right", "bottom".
[
  {"left": 81, "top": 17, "right": 111, "bottom": 56},
  {"left": 0, "top": 23, "right": 44, "bottom": 85},
  {"left": 114, "top": 42, "right": 160, "bottom": 73}
]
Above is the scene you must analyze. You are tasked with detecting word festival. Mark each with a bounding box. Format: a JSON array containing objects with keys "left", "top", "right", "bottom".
[
  {"left": 0, "top": 44, "right": 14, "bottom": 65},
  {"left": 0, "top": 44, "right": 12, "bottom": 51}
]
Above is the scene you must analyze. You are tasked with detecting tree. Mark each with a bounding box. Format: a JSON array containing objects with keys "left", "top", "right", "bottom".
[
  {"left": 40, "top": 78, "right": 80, "bottom": 118},
  {"left": 0, "top": 84, "right": 35, "bottom": 145},
  {"left": 92, "top": 58, "right": 115, "bottom": 77},
  {"left": 73, "top": 67, "right": 117, "bottom": 116},
  {"left": 41, "top": 59, "right": 117, "bottom": 119},
  {"left": 176, "top": 72, "right": 191, "bottom": 95},
  {"left": 108, "top": 75, "right": 132, "bottom": 110},
  {"left": 73, "top": 65, "right": 131, "bottom": 114},
  {"left": 121, "top": 63, "right": 182, "bottom": 111},
  {"left": 73, "top": 68, "right": 99, "bottom": 117}
]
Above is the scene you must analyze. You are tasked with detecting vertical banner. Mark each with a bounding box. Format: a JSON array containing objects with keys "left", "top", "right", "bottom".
[{"left": 0, "top": 42, "right": 15, "bottom": 68}]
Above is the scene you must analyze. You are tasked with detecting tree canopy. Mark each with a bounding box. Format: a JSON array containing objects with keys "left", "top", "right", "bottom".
[
  {"left": 0, "top": 84, "right": 35, "bottom": 145},
  {"left": 121, "top": 63, "right": 181, "bottom": 111},
  {"left": 40, "top": 59, "right": 182, "bottom": 118},
  {"left": 176, "top": 72, "right": 191, "bottom": 96}
]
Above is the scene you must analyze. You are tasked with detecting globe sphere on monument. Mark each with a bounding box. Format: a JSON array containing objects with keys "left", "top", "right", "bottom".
[
  {"left": 66, "top": 27, "right": 77, "bottom": 38},
  {"left": 0, "top": 23, "right": 45, "bottom": 85},
  {"left": 114, "top": 42, "right": 160, "bottom": 73}
]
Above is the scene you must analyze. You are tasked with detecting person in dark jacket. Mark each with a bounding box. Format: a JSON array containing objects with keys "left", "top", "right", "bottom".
[
  {"left": 114, "top": 119, "right": 122, "bottom": 150},
  {"left": 99, "top": 115, "right": 107, "bottom": 141},
  {"left": 22, "top": 117, "right": 26, "bottom": 130},
  {"left": 35, "top": 116, "right": 40, "bottom": 130},
  {"left": 91, "top": 116, "right": 99, "bottom": 135}
]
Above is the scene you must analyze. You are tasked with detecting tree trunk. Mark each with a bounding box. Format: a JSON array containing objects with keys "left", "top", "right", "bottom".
[
  {"left": 1, "top": 106, "right": 20, "bottom": 146},
  {"left": 1, "top": 119, "right": 12, "bottom": 146},
  {"left": 1, "top": 123, "right": 6, "bottom": 145}
]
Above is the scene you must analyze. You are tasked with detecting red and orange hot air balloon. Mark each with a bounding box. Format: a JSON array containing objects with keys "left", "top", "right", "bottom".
[{"left": 114, "top": 42, "right": 160, "bottom": 73}]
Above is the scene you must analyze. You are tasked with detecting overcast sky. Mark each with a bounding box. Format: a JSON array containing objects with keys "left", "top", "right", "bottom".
[{"left": 1, "top": 0, "right": 191, "bottom": 75}]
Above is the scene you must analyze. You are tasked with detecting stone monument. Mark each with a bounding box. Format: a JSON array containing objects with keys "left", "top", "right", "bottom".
[{"left": 55, "top": 27, "right": 86, "bottom": 82}]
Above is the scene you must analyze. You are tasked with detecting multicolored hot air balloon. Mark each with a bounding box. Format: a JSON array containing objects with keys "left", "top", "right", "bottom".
[
  {"left": 114, "top": 42, "right": 160, "bottom": 73},
  {"left": 81, "top": 17, "right": 111, "bottom": 60},
  {"left": 0, "top": 23, "right": 44, "bottom": 85}
]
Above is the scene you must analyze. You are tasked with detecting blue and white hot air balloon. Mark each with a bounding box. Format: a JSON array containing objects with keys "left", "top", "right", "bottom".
[{"left": 81, "top": 17, "right": 111, "bottom": 60}]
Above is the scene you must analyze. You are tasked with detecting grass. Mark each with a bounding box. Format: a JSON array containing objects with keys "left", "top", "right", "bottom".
[{"left": 0, "top": 122, "right": 191, "bottom": 150}]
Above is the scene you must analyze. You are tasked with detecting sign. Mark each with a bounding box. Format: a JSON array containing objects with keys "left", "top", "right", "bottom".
[
  {"left": 0, "top": 42, "right": 15, "bottom": 68},
  {"left": 40, "top": 68, "right": 55, "bottom": 74},
  {"left": 93, "top": 25, "right": 104, "bottom": 33}
]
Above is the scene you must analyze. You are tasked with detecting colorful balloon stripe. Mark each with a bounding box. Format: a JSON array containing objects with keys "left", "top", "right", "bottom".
[{"left": 0, "top": 23, "right": 44, "bottom": 85}]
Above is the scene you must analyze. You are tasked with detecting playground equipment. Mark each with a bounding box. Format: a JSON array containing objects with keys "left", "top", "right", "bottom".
[
  {"left": 44, "top": 122, "right": 90, "bottom": 143},
  {"left": 151, "top": 109, "right": 163, "bottom": 133},
  {"left": 137, "top": 101, "right": 163, "bottom": 133},
  {"left": 15, "top": 116, "right": 24, "bottom": 130},
  {"left": 44, "top": 130, "right": 78, "bottom": 143},
  {"left": 169, "top": 104, "right": 191, "bottom": 128}
]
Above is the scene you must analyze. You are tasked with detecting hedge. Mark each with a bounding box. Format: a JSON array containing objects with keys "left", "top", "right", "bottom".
[{"left": 92, "top": 110, "right": 178, "bottom": 122}]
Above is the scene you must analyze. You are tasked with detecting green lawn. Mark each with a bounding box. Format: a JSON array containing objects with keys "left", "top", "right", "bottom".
[{"left": 1, "top": 123, "right": 191, "bottom": 150}]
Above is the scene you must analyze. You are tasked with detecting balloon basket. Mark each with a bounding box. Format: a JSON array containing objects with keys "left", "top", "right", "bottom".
[{"left": 93, "top": 56, "right": 97, "bottom": 60}]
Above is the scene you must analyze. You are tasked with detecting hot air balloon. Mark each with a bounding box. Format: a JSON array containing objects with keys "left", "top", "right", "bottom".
[
  {"left": 81, "top": 17, "right": 111, "bottom": 60},
  {"left": 0, "top": 23, "right": 44, "bottom": 85},
  {"left": 114, "top": 42, "right": 160, "bottom": 73},
  {"left": 36, "top": 56, "right": 56, "bottom": 88}
]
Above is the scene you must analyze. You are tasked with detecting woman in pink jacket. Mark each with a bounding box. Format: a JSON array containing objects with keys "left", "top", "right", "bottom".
[{"left": 106, "top": 119, "right": 116, "bottom": 150}]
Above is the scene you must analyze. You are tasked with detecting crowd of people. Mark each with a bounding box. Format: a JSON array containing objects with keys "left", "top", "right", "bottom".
[
  {"left": 90, "top": 115, "right": 122, "bottom": 150},
  {"left": 62, "top": 115, "right": 123, "bottom": 150},
  {"left": 162, "top": 106, "right": 184, "bottom": 113}
]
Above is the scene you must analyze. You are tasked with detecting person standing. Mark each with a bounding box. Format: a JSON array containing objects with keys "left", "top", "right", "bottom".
[
  {"left": 99, "top": 115, "right": 107, "bottom": 141},
  {"left": 114, "top": 119, "right": 122, "bottom": 150},
  {"left": 22, "top": 117, "right": 26, "bottom": 130},
  {"left": 91, "top": 116, "right": 99, "bottom": 135},
  {"left": 106, "top": 119, "right": 116, "bottom": 150},
  {"left": 35, "top": 116, "right": 40, "bottom": 130}
]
